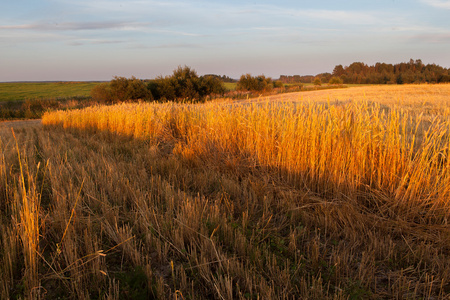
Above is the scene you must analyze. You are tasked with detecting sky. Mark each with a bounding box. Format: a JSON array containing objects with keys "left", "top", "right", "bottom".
[{"left": 1, "top": 0, "right": 450, "bottom": 81}]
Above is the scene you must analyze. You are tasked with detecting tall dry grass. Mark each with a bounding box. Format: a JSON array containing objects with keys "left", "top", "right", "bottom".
[
  {"left": 1, "top": 84, "right": 450, "bottom": 299},
  {"left": 43, "top": 85, "right": 450, "bottom": 223}
]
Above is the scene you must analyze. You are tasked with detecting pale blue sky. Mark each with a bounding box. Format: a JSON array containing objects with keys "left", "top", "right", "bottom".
[{"left": 1, "top": 0, "right": 449, "bottom": 81}]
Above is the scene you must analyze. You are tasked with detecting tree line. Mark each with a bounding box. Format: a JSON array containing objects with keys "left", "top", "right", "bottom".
[
  {"left": 281, "top": 59, "right": 450, "bottom": 85},
  {"left": 332, "top": 59, "right": 450, "bottom": 84},
  {"left": 92, "top": 59, "right": 450, "bottom": 103}
]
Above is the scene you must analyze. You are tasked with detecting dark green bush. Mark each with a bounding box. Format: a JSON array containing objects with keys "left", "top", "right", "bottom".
[
  {"left": 329, "top": 76, "right": 343, "bottom": 85},
  {"left": 110, "top": 76, "right": 152, "bottom": 102},
  {"left": 199, "top": 75, "right": 226, "bottom": 96},
  {"left": 273, "top": 80, "right": 284, "bottom": 88},
  {"left": 91, "top": 83, "right": 113, "bottom": 103},
  {"left": 91, "top": 77, "right": 152, "bottom": 103},
  {"left": 237, "top": 74, "right": 273, "bottom": 92},
  {"left": 148, "top": 66, "right": 225, "bottom": 102}
]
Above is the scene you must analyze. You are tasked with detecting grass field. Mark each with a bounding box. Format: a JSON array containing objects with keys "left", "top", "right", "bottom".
[
  {"left": 0, "top": 82, "right": 100, "bottom": 102},
  {"left": 0, "top": 82, "right": 102, "bottom": 120},
  {"left": 1, "top": 84, "right": 450, "bottom": 299},
  {"left": 223, "top": 82, "right": 237, "bottom": 91}
]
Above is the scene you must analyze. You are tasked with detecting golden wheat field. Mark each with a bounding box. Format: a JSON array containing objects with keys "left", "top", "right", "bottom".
[{"left": 1, "top": 84, "right": 450, "bottom": 299}]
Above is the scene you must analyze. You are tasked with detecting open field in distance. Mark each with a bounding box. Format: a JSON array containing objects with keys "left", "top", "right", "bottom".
[
  {"left": 0, "top": 82, "right": 100, "bottom": 102},
  {"left": 1, "top": 84, "right": 450, "bottom": 299},
  {"left": 0, "top": 82, "right": 102, "bottom": 120},
  {"left": 223, "top": 82, "right": 237, "bottom": 91}
]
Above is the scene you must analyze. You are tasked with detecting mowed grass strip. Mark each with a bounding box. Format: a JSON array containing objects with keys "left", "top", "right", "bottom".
[{"left": 0, "top": 82, "right": 100, "bottom": 102}]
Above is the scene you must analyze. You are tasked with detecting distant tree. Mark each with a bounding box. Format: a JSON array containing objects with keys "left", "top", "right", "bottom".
[
  {"left": 237, "top": 74, "right": 273, "bottom": 92},
  {"left": 279, "top": 75, "right": 314, "bottom": 84},
  {"left": 273, "top": 80, "right": 284, "bottom": 88},
  {"left": 257, "top": 75, "right": 273, "bottom": 91},
  {"left": 148, "top": 66, "right": 225, "bottom": 101},
  {"left": 109, "top": 76, "right": 130, "bottom": 101},
  {"left": 199, "top": 75, "right": 226, "bottom": 96},
  {"left": 203, "top": 74, "right": 236, "bottom": 83},
  {"left": 172, "top": 66, "right": 202, "bottom": 99},
  {"left": 279, "top": 75, "right": 288, "bottom": 83},
  {"left": 150, "top": 76, "right": 176, "bottom": 101},
  {"left": 313, "top": 77, "right": 322, "bottom": 86},
  {"left": 319, "top": 59, "right": 449, "bottom": 85},
  {"left": 332, "top": 65, "right": 345, "bottom": 77},
  {"left": 329, "top": 76, "right": 343, "bottom": 85},
  {"left": 90, "top": 83, "right": 112, "bottom": 103},
  {"left": 347, "top": 62, "right": 368, "bottom": 75},
  {"left": 402, "top": 70, "right": 416, "bottom": 84},
  {"left": 237, "top": 74, "right": 258, "bottom": 91},
  {"left": 441, "top": 74, "right": 450, "bottom": 83},
  {"left": 126, "top": 77, "right": 153, "bottom": 100},
  {"left": 374, "top": 62, "right": 394, "bottom": 74},
  {"left": 414, "top": 59, "right": 424, "bottom": 72},
  {"left": 316, "top": 72, "right": 332, "bottom": 83},
  {"left": 109, "top": 76, "right": 152, "bottom": 102}
]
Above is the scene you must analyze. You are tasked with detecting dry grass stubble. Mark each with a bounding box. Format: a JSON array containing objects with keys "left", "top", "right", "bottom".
[{"left": 1, "top": 84, "right": 450, "bottom": 298}]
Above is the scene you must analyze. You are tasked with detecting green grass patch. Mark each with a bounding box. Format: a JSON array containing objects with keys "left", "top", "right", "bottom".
[
  {"left": 223, "top": 82, "right": 237, "bottom": 91},
  {"left": 0, "top": 82, "right": 101, "bottom": 102}
]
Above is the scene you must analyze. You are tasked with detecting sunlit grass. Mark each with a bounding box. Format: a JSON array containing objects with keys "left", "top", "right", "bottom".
[
  {"left": 42, "top": 84, "right": 450, "bottom": 219},
  {"left": 2, "top": 84, "right": 450, "bottom": 298}
]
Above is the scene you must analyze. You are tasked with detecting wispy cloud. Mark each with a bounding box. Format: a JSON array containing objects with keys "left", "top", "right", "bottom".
[
  {"left": 377, "top": 24, "right": 449, "bottom": 33},
  {"left": 45, "top": 2, "right": 388, "bottom": 29},
  {"left": 420, "top": 0, "right": 450, "bottom": 9},
  {"left": 222, "top": 5, "right": 385, "bottom": 26},
  {"left": 0, "top": 21, "right": 150, "bottom": 31},
  {"left": 151, "top": 29, "right": 205, "bottom": 37},
  {"left": 52, "top": 0, "right": 192, "bottom": 19},
  {"left": 290, "top": 9, "right": 380, "bottom": 25},
  {"left": 0, "top": 19, "right": 205, "bottom": 40},
  {"left": 67, "top": 39, "right": 125, "bottom": 46},
  {"left": 153, "top": 43, "right": 201, "bottom": 49},
  {"left": 0, "top": 30, "right": 67, "bottom": 44}
]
